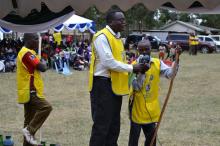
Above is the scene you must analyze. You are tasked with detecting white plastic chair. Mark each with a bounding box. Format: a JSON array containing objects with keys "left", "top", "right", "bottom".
[{"left": 0, "top": 60, "right": 5, "bottom": 72}]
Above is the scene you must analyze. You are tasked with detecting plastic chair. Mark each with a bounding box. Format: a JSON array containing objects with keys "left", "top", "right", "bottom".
[{"left": 0, "top": 60, "right": 5, "bottom": 72}]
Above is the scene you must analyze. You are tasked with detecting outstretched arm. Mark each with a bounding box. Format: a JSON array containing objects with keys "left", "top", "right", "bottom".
[
  {"left": 170, "top": 46, "right": 181, "bottom": 79},
  {"left": 160, "top": 46, "right": 181, "bottom": 79}
]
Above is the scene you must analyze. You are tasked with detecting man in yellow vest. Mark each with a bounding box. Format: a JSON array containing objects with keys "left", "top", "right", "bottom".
[
  {"left": 17, "top": 33, "right": 52, "bottom": 146},
  {"left": 89, "top": 10, "right": 148, "bottom": 146},
  {"left": 128, "top": 39, "right": 180, "bottom": 146},
  {"left": 53, "top": 32, "right": 62, "bottom": 46},
  {"left": 189, "top": 33, "right": 199, "bottom": 55}
]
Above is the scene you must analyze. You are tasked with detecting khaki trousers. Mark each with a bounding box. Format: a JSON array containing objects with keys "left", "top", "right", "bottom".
[{"left": 23, "top": 92, "right": 52, "bottom": 146}]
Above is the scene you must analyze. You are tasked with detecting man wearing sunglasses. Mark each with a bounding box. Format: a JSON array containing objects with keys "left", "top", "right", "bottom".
[{"left": 16, "top": 33, "right": 52, "bottom": 146}]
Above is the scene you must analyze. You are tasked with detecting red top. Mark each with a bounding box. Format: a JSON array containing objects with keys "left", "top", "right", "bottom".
[
  {"left": 22, "top": 52, "right": 40, "bottom": 90},
  {"left": 163, "top": 60, "right": 172, "bottom": 67}
]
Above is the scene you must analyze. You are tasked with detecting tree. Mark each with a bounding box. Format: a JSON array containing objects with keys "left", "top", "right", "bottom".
[
  {"left": 83, "top": 6, "right": 105, "bottom": 31},
  {"left": 178, "top": 13, "right": 191, "bottom": 22},
  {"left": 199, "top": 14, "right": 220, "bottom": 29},
  {"left": 125, "top": 3, "right": 157, "bottom": 32},
  {"left": 83, "top": 5, "right": 220, "bottom": 36}
]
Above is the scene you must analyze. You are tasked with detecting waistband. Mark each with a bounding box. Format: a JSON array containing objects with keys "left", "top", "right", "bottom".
[{"left": 94, "top": 76, "right": 111, "bottom": 81}]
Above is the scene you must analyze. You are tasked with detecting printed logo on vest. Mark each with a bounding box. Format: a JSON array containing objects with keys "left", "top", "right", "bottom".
[
  {"left": 150, "top": 75, "right": 154, "bottom": 81},
  {"left": 146, "top": 84, "right": 151, "bottom": 91},
  {"left": 29, "top": 55, "right": 36, "bottom": 60}
]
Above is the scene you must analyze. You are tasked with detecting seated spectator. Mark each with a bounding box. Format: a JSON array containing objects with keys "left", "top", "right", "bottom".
[
  {"left": 55, "top": 45, "right": 62, "bottom": 54},
  {"left": 4, "top": 51, "right": 16, "bottom": 72},
  {"left": 0, "top": 52, "right": 5, "bottom": 60},
  {"left": 66, "top": 43, "right": 74, "bottom": 52},
  {"left": 54, "top": 53, "right": 63, "bottom": 72},
  {"left": 63, "top": 49, "right": 71, "bottom": 67},
  {"left": 84, "top": 46, "right": 91, "bottom": 63},
  {"left": 73, "top": 55, "right": 88, "bottom": 71}
]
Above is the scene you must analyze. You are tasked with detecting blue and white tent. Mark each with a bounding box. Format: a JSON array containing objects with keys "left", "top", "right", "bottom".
[
  {"left": 0, "top": 26, "right": 12, "bottom": 33},
  {"left": 0, "top": 31, "right": 3, "bottom": 40},
  {"left": 53, "top": 14, "right": 96, "bottom": 34},
  {"left": 0, "top": 14, "right": 95, "bottom": 34}
]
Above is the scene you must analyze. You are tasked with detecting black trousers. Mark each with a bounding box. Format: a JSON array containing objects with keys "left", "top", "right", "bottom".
[
  {"left": 194, "top": 45, "right": 198, "bottom": 55},
  {"left": 89, "top": 76, "right": 122, "bottom": 146},
  {"left": 128, "top": 122, "right": 156, "bottom": 146},
  {"left": 189, "top": 45, "right": 197, "bottom": 55}
]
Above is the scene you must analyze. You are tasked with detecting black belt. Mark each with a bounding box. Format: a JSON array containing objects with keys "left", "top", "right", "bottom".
[{"left": 94, "top": 76, "right": 111, "bottom": 81}]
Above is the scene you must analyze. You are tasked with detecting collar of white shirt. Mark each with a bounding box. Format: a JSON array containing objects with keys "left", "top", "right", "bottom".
[{"left": 106, "top": 25, "right": 121, "bottom": 39}]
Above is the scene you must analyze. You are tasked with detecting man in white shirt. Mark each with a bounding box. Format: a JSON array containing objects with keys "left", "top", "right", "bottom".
[{"left": 89, "top": 10, "right": 148, "bottom": 146}]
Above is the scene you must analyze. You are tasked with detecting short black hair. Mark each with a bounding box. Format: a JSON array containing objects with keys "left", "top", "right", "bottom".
[
  {"left": 23, "top": 33, "right": 38, "bottom": 43},
  {"left": 106, "top": 9, "right": 123, "bottom": 24},
  {"left": 138, "top": 39, "right": 151, "bottom": 47}
]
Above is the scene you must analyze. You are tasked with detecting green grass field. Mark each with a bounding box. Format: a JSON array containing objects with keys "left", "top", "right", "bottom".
[{"left": 0, "top": 53, "right": 220, "bottom": 146}]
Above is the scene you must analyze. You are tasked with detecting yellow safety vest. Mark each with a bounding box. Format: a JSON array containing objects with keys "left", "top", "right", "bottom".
[
  {"left": 189, "top": 36, "right": 199, "bottom": 45},
  {"left": 130, "top": 58, "right": 161, "bottom": 124},
  {"left": 53, "top": 32, "right": 62, "bottom": 45},
  {"left": 16, "top": 47, "right": 45, "bottom": 104},
  {"left": 89, "top": 28, "right": 129, "bottom": 95}
]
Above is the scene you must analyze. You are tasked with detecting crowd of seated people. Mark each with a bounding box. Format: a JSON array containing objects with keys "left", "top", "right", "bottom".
[
  {"left": 0, "top": 38, "right": 22, "bottom": 72},
  {"left": 0, "top": 34, "right": 182, "bottom": 74},
  {"left": 41, "top": 34, "right": 91, "bottom": 72},
  {"left": 0, "top": 34, "right": 92, "bottom": 73}
]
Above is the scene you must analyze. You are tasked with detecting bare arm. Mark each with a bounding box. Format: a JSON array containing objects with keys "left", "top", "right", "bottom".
[{"left": 170, "top": 46, "right": 181, "bottom": 79}]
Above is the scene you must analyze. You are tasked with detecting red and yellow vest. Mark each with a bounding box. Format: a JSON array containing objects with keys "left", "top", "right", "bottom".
[
  {"left": 16, "top": 47, "right": 45, "bottom": 104},
  {"left": 89, "top": 28, "right": 129, "bottom": 95},
  {"left": 130, "top": 58, "right": 161, "bottom": 124}
]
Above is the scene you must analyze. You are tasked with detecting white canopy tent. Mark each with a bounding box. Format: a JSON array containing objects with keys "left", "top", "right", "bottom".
[
  {"left": 53, "top": 14, "right": 96, "bottom": 34},
  {"left": 0, "top": 31, "right": 3, "bottom": 40}
]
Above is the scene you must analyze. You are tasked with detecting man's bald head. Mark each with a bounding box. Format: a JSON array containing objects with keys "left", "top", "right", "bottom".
[
  {"left": 23, "top": 33, "right": 38, "bottom": 43},
  {"left": 138, "top": 39, "right": 151, "bottom": 48},
  {"left": 23, "top": 33, "right": 39, "bottom": 50},
  {"left": 137, "top": 39, "right": 151, "bottom": 56}
]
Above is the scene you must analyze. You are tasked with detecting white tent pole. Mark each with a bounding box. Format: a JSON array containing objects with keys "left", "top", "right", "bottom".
[
  {"left": 37, "top": 32, "right": 42, "bottom": 142},
  {"left": 39, "top": 128, "right": 42, "bottom": 143},
  {"left": 38, "top": 32, "right": 42, "bottom": 59}
]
